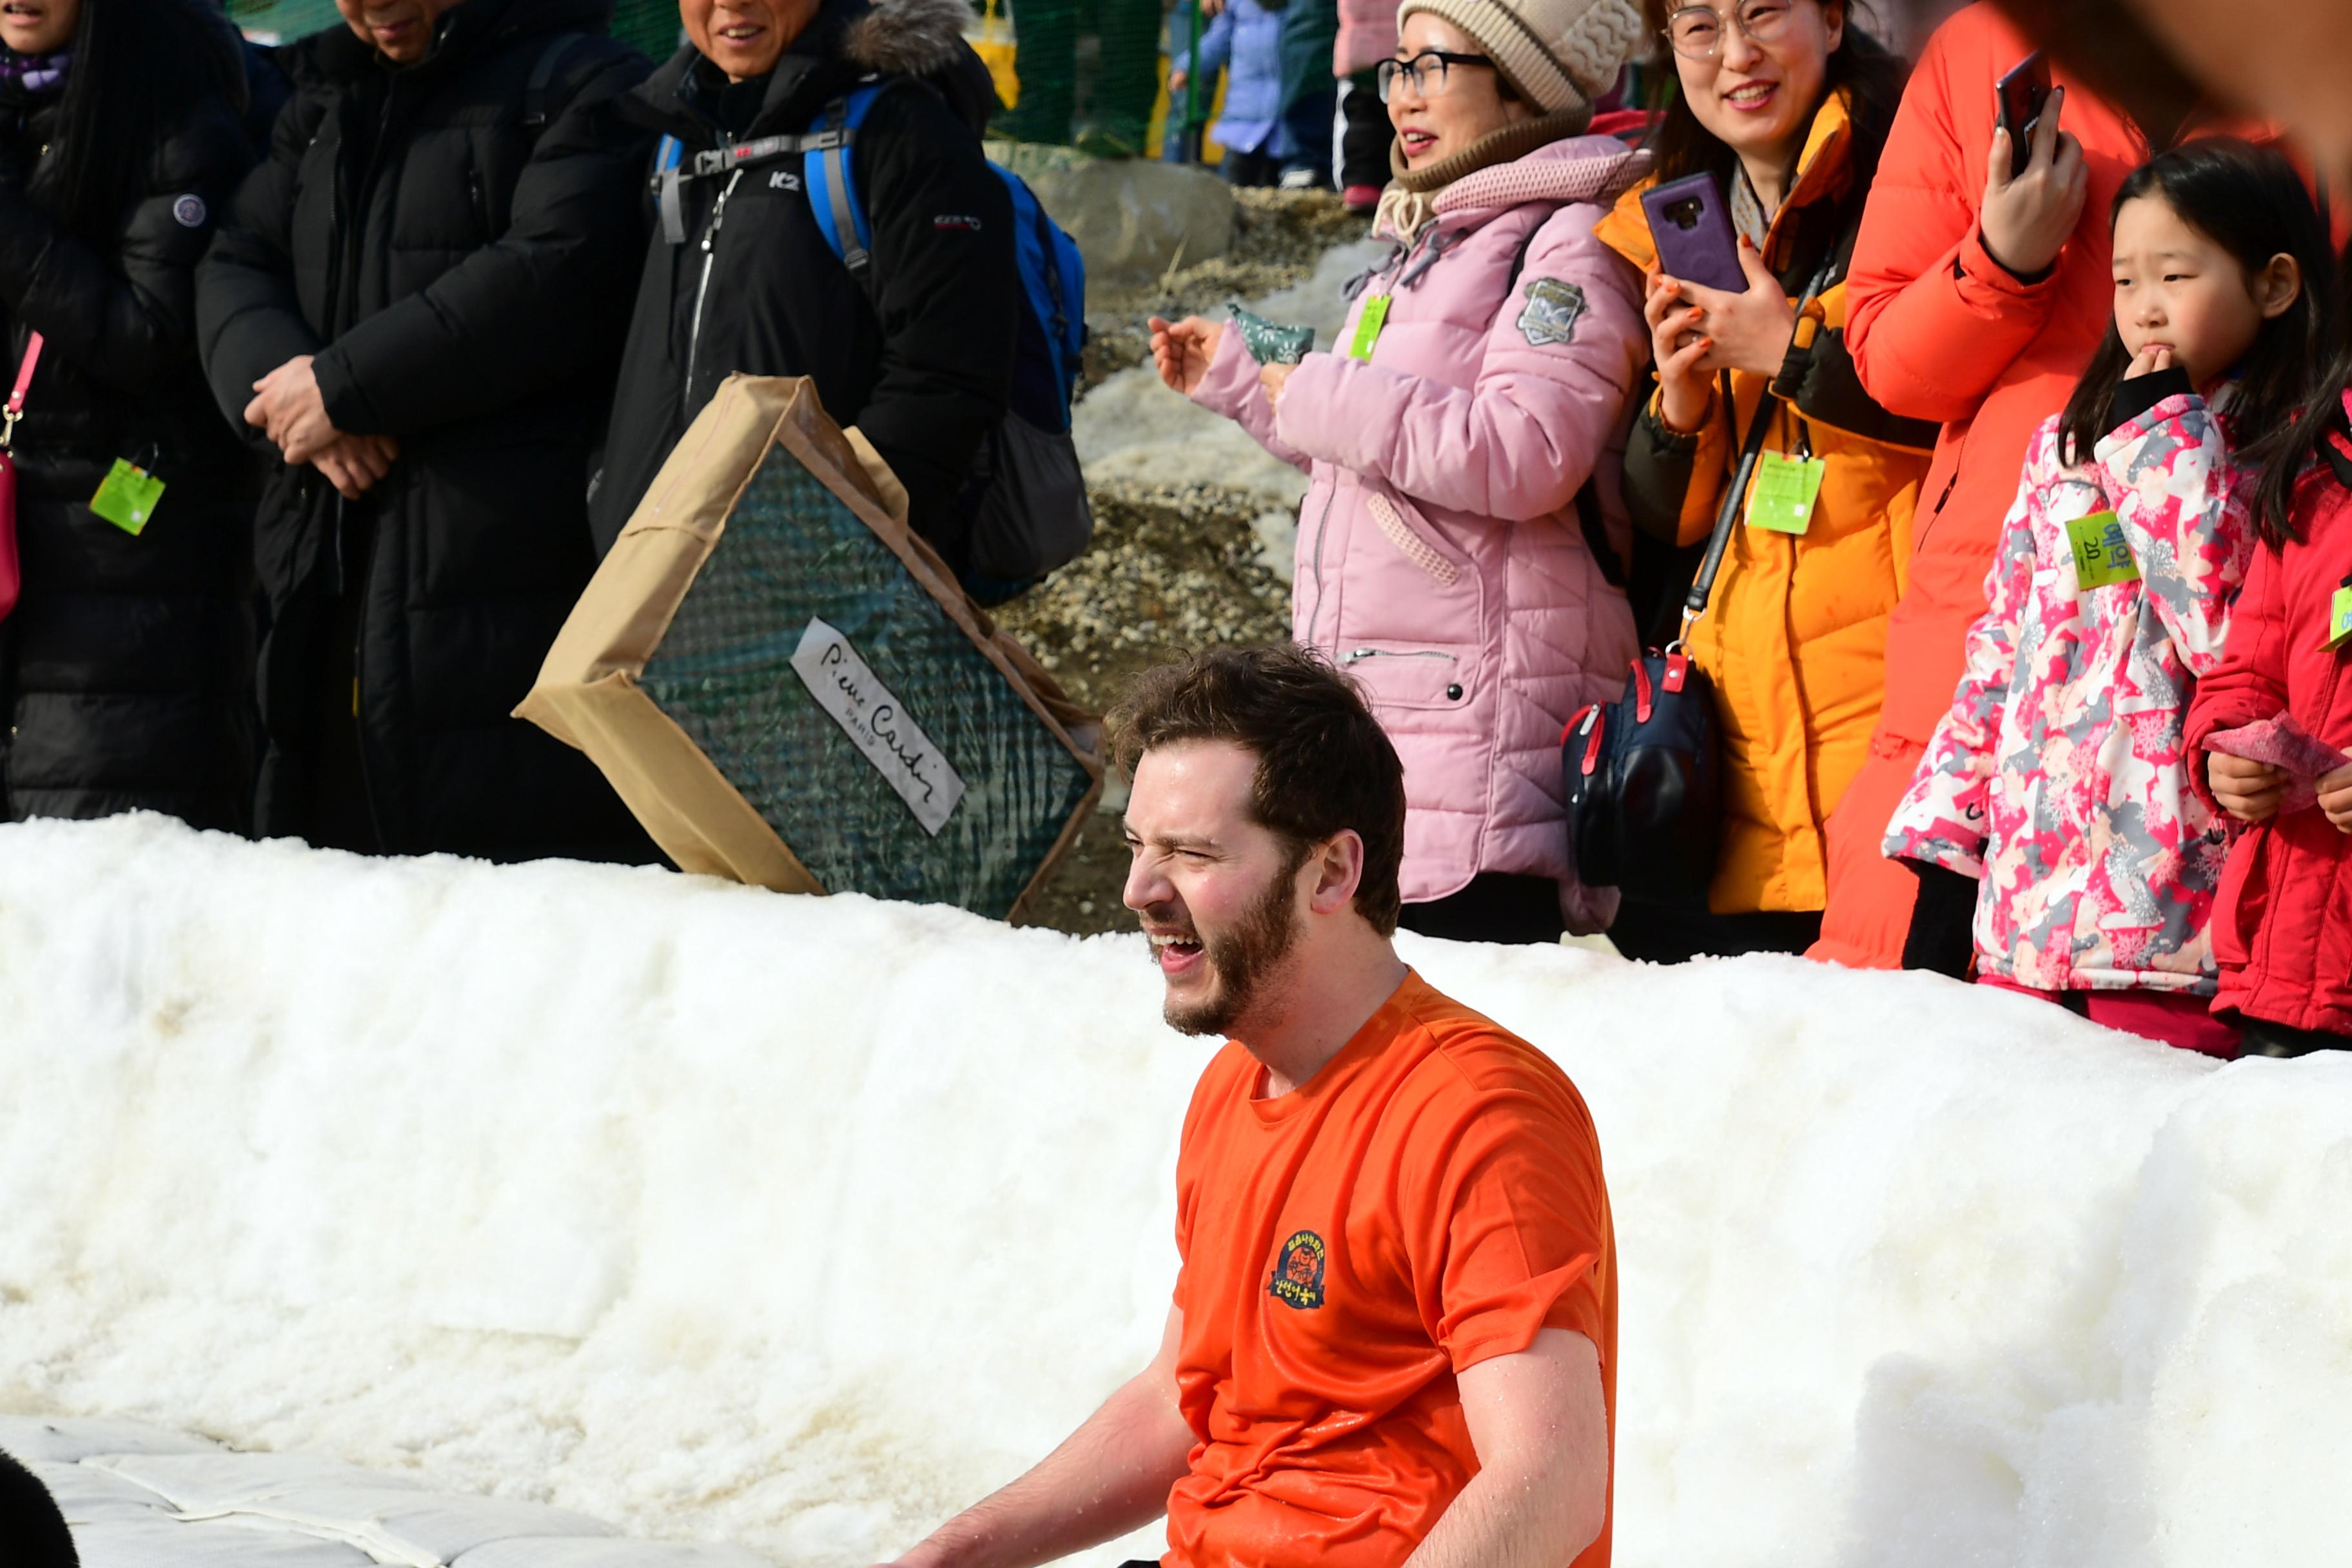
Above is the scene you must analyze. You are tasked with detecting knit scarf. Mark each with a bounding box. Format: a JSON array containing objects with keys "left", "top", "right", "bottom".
[
  {"left": 1371, "top": 106, "right": 1594, "bottom": 242},
  {"left": 0, "top": 48, "right": 69, "bottom": 99}
]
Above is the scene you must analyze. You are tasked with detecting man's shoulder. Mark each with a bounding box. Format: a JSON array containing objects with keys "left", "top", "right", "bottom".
[{"left": 1388, "top": 977, "right": 1591, "bottom": 1122}]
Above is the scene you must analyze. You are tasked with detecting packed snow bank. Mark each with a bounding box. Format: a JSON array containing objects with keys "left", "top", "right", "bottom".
[{"left": 4, "top": 816, "right": 2352, "bottom": 1567}]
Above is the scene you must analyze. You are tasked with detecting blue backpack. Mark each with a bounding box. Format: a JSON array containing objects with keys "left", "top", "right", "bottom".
[{"left": 656, "top": 81, "right": 1093, "bottom": 603}]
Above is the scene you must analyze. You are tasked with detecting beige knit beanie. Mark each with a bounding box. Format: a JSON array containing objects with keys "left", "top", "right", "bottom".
[{"left": 1395, "top": 0, "right": 1645, "bottom": 115}]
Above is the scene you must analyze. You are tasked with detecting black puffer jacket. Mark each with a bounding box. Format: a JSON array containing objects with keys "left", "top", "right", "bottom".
[
  {"left": 590, "top": 0, "right": 1019, "bottom": 569},
  {"left": 197, "top": 0, "right": 658, "bottom": 861},
  {"left": 0, "top": 11, "right": 259, "bottom": 828}
]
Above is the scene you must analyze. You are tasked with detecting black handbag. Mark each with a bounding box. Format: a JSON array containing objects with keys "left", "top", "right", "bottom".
[{"left": 1563, "top": 251, "right": 1837, "bottom": 900}]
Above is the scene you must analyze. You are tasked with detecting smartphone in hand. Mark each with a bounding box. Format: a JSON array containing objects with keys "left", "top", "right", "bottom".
[
  {"left": 1641, "top": 173, "right": 1745, "bottom": 295},
  {"left": 1995, "top": 51, "right": 2052, "bottom": 178}
]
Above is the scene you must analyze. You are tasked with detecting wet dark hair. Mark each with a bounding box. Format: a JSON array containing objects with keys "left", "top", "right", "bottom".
[
  {"left": 2249, "top": 244, "right": 2352, "bottom": 549},
  {"left": 2055, "top": 139, "right": 2337, "bottom": 518},
  {"left": 1639, "top": 1, "right": 1909, "bottom": 197},
  {"left": 32, "top": 0, "right": 246, "bottom": 250},
  {"left": 1110, "top": 644, "right": 1407, "bottom": 936}
]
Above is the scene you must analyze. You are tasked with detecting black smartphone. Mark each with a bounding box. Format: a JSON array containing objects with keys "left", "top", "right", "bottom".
[
  {"left": 1640, "top": 173, "right": 1745, "bottom": 295},
  {"left": 1995, "top": 52, "right": 2052, "bottom": 178}
]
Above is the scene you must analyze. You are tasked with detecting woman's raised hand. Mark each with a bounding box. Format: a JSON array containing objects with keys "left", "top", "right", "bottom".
[
  {"left": 1149, "top": 315, "right": 1224, "bottom": 397},
  {"left": 1672, "top": 237, "right": 1800, "bottom": 379},
  {"left": 1643, "top": 273, "right": 1714, "bottom": 435},
  {"left": 1980, "top": 84, "right": 2088, "bottom": 278}
]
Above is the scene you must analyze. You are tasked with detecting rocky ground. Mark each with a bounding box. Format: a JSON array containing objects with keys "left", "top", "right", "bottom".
[{"left": 1006, "top": 188, "right": 1360, "bottom": 936}]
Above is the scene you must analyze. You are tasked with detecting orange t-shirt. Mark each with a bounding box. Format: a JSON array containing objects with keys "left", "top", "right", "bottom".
[{"left": 1164, "top": 970, "right": 1617, "bottom": 1568}]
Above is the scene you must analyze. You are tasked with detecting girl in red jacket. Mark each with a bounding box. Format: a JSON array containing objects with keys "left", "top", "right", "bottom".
[{"left": 2187, "top": 351, "right": 2352, "bottom": 1057}]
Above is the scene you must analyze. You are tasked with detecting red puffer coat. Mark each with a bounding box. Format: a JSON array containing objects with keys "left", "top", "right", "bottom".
[{"left": 2184, "top": 455, "right": 2352, "bottom": 1037}]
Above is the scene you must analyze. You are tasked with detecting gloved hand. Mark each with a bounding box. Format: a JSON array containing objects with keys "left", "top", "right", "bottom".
[{"left": 1899, "top": 860, "right": 1980, "bottom": 979}]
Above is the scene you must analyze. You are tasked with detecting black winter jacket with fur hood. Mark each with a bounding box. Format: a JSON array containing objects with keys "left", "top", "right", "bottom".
[{"left": 590, "top": 0, "right": 1019, "bottom": 569}]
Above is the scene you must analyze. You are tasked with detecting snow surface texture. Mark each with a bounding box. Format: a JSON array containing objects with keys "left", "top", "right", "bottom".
[{"left": 6, "top": 815, "right": 2352, "bottom": 1567}]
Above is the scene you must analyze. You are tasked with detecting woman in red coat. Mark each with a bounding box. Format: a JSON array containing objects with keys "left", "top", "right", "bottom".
[
  {"left": 2186, "top": 389, "right": 2352, "bottom": 1056},
  {"left": 1814, "top": 2, "right": 2151, "bottom": 970}
]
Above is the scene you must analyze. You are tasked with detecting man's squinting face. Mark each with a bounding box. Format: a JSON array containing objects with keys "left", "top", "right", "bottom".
[
  {"left": 680, "top": 0, "right": 821, "bottom": 82},
  {"left": 2110, "top": 195, "right": 2289, "bottom": 386},
  {"left": 336, "top": 0, "right": 464, "bottom": 63},
  {"left": 1122, "top": 740, "right": 1310, "bottom": 1039}
]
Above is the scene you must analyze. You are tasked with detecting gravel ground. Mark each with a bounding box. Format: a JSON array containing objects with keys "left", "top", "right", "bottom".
[{"left": 1012, "top": 188, "right": 1357, "bottom": 936}]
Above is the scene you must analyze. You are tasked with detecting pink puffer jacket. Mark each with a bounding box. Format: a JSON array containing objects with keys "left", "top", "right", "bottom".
[
  {"left": 1337, "top": 0, "right": 1396, "bottom": 77},
  {"left": 1885, "top": 394, "right": 2257, "bottom": 992},
  {"left": 1192, "top": 136, "right": 1649, "bottom": 928}
]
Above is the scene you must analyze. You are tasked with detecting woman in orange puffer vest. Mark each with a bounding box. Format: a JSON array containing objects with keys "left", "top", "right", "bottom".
[
  {"left": 1816, "top": 1, "right": 2152, "bottom": 970},
  {"left": 1596, "top": 1, "right": 1934, "bottom": 961}
]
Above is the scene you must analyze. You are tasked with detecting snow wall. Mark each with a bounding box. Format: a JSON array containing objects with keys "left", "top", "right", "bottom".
[{"left": 5, "top": 814, "right": 2352, "bottom": 1568}]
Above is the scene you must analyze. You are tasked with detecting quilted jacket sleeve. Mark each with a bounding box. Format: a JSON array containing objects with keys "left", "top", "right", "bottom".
[
  {"left": 1883, "top": 436, "right": 2048, "bottom": 874},
  {"left": 1190, "top": 317, "right": 1313, "bottom": 473},
  {"left": 0, "top": 102, "right": 252, "bottom": 394},
  {"left": 1842, "top": 28, "right": 2064, "bottom": 424},
  {"left": 197, "top": 85, "right": 327, "bottom": 444},
  {"left": 1269, "top": 205, "right": 1646, "bottom": 522},
  {"left": 2092, "top": 391, "right": 2257, "bottom": 676}
]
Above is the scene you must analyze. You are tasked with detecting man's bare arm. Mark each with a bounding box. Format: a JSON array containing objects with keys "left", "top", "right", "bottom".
[
  {"left": 883, "top": 1307, "right": 1195, "bottom": 1568},
  {"left": 1400, "top": 1328, "right": 1609, "bottom": 1568}
]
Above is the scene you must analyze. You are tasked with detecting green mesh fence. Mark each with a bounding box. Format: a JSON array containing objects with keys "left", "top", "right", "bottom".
[{"left": 634, "top": 447, "right": 1095, "bottom": 919}]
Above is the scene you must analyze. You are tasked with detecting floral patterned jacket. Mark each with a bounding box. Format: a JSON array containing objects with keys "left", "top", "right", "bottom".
[{"left": 1883, "top": 393, "right": 2257, "bottom": 993}]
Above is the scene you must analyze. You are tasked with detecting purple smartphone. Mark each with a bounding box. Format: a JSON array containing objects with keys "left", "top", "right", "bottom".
[{"left": 1641, "top": 173, "right": 1745, "bottom": 294}]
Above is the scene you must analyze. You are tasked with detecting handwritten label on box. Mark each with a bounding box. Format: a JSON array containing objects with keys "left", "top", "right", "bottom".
[{"left": 790, "top": 618, "right": 966, "bottom": 836}]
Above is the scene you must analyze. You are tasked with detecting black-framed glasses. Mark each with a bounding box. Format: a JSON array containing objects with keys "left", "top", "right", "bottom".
[
  {"left": 1375, "top": 50, "right": 1496, "bottom": 103},
  {"left": 1663, "top": 0, "right": 1797, "bottom": 59}
]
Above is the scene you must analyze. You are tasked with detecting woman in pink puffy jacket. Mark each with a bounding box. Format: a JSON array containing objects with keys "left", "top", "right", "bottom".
[{"left": 1151, "top": 0, "right": 1651, "bottom": 943}]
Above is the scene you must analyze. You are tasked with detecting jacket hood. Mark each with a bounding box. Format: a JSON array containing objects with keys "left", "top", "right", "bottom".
[
  {"left": 1431, "top": 134, "right": 1651, "bottom": 231},
  {"left": 840, "top": 0, "right": 973, "bottom": 75}
]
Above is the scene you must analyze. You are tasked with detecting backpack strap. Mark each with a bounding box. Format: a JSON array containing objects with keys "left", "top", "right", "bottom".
[
  {"left": 522, "top": 32, "right": 591, "bottom": 128},
  {"left": 654, "top": 135, "right": 687, "bottom": 244},
  {"left": 805, "top": 82, "right": 887, "bottom": 277}
]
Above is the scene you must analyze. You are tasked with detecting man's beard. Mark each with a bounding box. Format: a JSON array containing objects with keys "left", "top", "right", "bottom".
[{"left": 1161, "top": 859, "right": 1304, "bottom": 1039}]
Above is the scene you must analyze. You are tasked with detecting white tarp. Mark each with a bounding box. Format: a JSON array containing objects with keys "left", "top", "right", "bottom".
[{"left": 3, "top": 814, "right": 2351, "bottom": 1567}]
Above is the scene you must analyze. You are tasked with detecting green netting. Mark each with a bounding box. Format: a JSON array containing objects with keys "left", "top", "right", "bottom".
[
  {"left": 634, "top": 447, "right": 1093, "bottom": 919},
  {"left": 227, "top": 0, "right": 681, "bottom": 59}
]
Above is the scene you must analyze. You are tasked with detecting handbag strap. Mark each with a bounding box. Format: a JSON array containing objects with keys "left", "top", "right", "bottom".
[
  {"left": 2, "top": 331, "right": 43, "bottom": 451},
  {"left": 1676, "top": 247, "right": 1842, "bottom": 641}
]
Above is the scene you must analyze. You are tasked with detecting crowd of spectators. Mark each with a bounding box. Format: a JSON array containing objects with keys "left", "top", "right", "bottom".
[{"left": 1, "top": 0, "right": 2348, "bottom": 1059}]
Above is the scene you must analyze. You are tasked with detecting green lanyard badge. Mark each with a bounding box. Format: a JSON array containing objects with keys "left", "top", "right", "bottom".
[
  {"left": 90, "top": 456, "right": 165, "bottom": 536},
  {"left": 1748, "top": 450, "right": 1826, "bottom": 534},
  {"left": 2067, "top": 510, "right": 2140, "bottom": 591},
  {"left": 1348, "top": 294, "right": 1392, "bottom": 360},
  {"left": 2329, "top": 580, "right": 2352, "bottom": 652}
]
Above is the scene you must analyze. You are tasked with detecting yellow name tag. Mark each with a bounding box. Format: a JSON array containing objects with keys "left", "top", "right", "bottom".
[
  {"left": 2067, "top": 510, "right": 2139, "bottom": 591},
  {"left": 1747, "top": 451, "right": 1825, "bottom": 535},
  {"left": 2329, "top": 585, "right": 2352, "bottom": 651},
  {"left": 1348, "top": 294, "right": 1391, "bottom": 360}
]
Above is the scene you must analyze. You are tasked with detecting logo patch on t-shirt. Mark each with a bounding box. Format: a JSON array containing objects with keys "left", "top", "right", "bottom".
[
  {"left": 1268, "top": 1230, "right": 1328, "bottom": 1310},
  {"left": 172, "top": 194, "right": 208, "bottom": 229}
]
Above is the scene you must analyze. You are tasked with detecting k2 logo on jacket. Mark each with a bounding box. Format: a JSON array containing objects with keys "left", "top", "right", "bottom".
[
  {"left": 172, "top": 194, "right": 208, "bottom": 229},
  {"left": 1268, "top": 1230, "right": 1328, "bottom": 1309},
  {"left": 1517, "top": 277, "right": 1586, "bottom": 348},
  {"left": 769, "top": 170, "right": 803, "bottom": 191}
]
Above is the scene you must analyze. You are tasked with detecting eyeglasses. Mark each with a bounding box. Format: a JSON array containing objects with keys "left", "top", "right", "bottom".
[
  {"left": 1663, "top": 0, "right": 1797, "bottom": 59},
  {"left": 1375, "top": 50, "right": 1496, "bottom": 103}
]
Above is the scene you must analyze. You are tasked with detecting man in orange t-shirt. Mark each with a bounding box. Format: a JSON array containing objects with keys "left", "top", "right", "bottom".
[{"left": 881, "top": 645, "right": 1618, "bottom": 1568}]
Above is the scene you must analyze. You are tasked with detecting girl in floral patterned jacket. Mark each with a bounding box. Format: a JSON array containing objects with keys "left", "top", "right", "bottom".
[{"left": 1883, "top": 140, "right": 2335, "bottom": 1056}]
